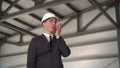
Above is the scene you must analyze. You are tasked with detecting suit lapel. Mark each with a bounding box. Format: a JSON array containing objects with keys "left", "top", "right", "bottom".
[
  {"left": 40, "top": 34, "right": 57, "bottom": 47},
  {"left": 40, "top": 34, "right": 49, "bottom": 43},
  {"left": 40, "top": 34, "right": 51, "bottom": 51}
]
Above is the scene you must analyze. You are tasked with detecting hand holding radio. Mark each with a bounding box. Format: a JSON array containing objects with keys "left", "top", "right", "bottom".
[{"left": 55, "top": 24, "right": 61, "bottom": 38}]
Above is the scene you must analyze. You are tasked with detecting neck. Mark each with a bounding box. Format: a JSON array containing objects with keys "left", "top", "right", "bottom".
[{"left": 44, "top": 30, "right": 53, "bottom": 35}]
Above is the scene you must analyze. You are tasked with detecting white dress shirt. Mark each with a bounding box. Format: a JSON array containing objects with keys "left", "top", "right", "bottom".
[{"left": 43, "top": 33, "right": 53, "bottom": 42}]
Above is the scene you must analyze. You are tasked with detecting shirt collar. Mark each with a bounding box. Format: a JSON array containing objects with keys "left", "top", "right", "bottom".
[{"left": 43, "top": 33, "right": 53, "bottom": 38}]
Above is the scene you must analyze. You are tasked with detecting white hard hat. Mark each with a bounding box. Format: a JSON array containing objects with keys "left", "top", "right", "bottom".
[{"left": 41, "top": 13, "right": 57, "bottom": 23}]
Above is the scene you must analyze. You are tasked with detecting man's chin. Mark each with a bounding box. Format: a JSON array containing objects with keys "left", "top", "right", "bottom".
[{"left": 50, "top": 30, "right": 56, "bottom": 34}]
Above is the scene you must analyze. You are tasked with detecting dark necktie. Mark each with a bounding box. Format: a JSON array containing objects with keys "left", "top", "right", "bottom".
[{"left": 49, "top": 35, "right": 52, "bottom": 47}]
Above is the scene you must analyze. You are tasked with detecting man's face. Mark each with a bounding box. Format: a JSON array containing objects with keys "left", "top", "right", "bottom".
[{"left": 43, "top": 17, "right": 57, "bottom": 33}]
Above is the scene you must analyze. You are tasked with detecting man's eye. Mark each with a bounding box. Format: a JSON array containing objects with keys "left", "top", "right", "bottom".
[{"left": 50, "top": 20, "right": 53, "bottom": 22}]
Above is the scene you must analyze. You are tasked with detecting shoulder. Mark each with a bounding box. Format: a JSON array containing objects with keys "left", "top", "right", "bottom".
[{"left": 31, "top": 34, "right": 43, "bottom": 41}]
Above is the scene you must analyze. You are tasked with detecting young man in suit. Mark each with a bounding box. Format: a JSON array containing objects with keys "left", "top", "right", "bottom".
[{"left": 27, "top": 13, "right": 71, "bottom": 68}]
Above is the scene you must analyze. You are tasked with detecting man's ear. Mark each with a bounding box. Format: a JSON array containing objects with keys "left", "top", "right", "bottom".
[
  {"left": 42, "top": 22, "right": 45, "bottom": 26},
  {"left": 42, "top": 23, "right": 44, "bottom": 26}
]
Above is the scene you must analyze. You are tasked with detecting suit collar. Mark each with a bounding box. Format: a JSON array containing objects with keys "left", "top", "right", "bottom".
[
  {"left": 40, "top": 34, "right": 49, "bottom": 43},
  {"left": 40, "top": 34, "right": 57, "bottom": 46}
]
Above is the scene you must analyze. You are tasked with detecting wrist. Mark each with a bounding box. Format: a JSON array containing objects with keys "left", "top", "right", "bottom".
[
  {"left": 56, "top": 36, "right": 60, "bottom": 39},
  {"left": 56, "top": 34, "right": 60, "bottom": 39}
]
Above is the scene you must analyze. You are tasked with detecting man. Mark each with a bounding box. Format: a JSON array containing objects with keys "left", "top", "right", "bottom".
[{"left": 27, "top": 13, "right": 71, "bottom": 68}]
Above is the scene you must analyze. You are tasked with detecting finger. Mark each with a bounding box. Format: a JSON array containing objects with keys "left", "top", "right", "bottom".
[
  {"left": 58, "top": 24, "right": 61, "bottom": 28},
  {"left": 56, "top": 24, "right": 60, "bottom": 29}
]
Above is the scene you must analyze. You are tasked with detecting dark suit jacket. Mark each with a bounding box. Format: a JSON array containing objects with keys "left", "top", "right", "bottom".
[{"left": 27, "top": 34, "right": 71, "bottom": 68}]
